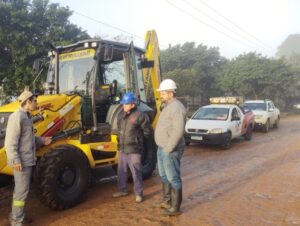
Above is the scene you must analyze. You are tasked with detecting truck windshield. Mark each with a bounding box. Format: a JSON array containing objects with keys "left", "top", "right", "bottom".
[
  {"left": 244, "top": 102, "right": 266, "bottom": 111},
  {"left": 46, "top": 49, "right": 96, "bottom": 93},
  {"left": 192, "top": 107, "right": 229, "bottom": 120}
]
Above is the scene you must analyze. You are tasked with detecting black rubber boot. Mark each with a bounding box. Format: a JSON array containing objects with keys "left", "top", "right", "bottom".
[
  {"left": 160, "top": 182, "right": 171, "bottom": 208},
  {"left": 163, "top": 188, "right": 182, "bottom": 216},
  {"left": 154, "top": 182, "right": 171, "bottom": 209}
]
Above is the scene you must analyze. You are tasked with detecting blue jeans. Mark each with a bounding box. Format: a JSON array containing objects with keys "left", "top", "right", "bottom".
[{"left": 157, "top": 142, "right": 185, "bottom": 190}]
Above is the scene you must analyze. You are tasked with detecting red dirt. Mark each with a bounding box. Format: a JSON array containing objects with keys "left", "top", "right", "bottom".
[{"left": 1, "top": 115, "right": 300, "bottom": 226}]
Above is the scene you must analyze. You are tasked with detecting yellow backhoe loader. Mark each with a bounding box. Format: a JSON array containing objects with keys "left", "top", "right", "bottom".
[{"left": 0, "top": 30, "right": 161, "bottom": 210}]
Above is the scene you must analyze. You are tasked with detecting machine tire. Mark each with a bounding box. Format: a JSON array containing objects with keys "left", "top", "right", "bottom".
[
  {"left": 263, "top": 120, "right": 270, "bottom": 133},
  {"left": 221, "top": 132, "right": 231, "bottom": 150},
  {"left": 35, "top": 145, "right": 90, "bottom": 210},
  {"left": 141, "top": 136, "right": 157, "bottom": 179},
  {"left": 0, "top": 174, "right": 13, "bottom": 187},
  {"left": 244, "top": 125, "right": 253, "bottom": 141}
]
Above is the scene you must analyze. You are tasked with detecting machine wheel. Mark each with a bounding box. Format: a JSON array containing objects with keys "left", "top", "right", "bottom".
[
  {"left": 0, "top": 174, "right": 13, "bottom": 187},
  {"left": 263, "top": 120, "right": 270, "bottom": 133},
  {"left": 141, "top": 136, "right": 157, "bottom": 179},
  {"left": 244, "top": 125, "right": 253, "bottom": 141},
  {"left": 35, "top": 145, "right": 90, "bottom": 210},
  {"left": 221, "top": 132, "right": 231, "bottom": 150}
]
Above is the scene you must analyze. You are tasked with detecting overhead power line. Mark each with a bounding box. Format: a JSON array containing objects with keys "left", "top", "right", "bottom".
[
  {"left": 181, "top": 0, "right": 272, "bottom": 52},
  {"left": 198, "top": 0, "right": 273, "bottom": 50},
  {"left": 74, "top": 11, "right": 144, "bottom": 41},
  {"left": 164, "top": 0, "right": 258, "bottom": 50},
  {"left": 73, "top": 11, "right": 171, "bottom": 49}
]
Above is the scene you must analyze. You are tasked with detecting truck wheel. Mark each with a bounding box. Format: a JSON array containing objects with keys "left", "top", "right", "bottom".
[
  {"left": 244, "top": 125, "right": 253, "bottom": 141},
  {"left": 35, "top": 145, "right": 90, "bottom": 210},
  {"left": 263, "top": 120, "right": 270, "bottom": 133},
  {"left": 221, "top": 132, "right": 231, "bottom": 150},
  {"left": 273, "top": 116, "right": 280, "bottom": 128},
  {"left": 141, "top": 136, "right": 157, "bottom": 179}
]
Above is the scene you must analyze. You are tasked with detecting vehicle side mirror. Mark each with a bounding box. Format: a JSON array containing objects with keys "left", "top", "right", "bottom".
[
  {"left": 104, "top": 45, "right": 113, "bottom": 61},
  {"left": 111, "top": 80, "right": 117, "bottom": 97},
  {"left": 269, "top": 108, "right": 274, "bottom": 112},
  {"left": 140, "top": 59, "right": 154, "bottom": 68}
]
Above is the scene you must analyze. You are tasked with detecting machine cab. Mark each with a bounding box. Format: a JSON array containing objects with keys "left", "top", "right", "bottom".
[{"left": 44, "top": 39, "right": 156, "bottom": 139}]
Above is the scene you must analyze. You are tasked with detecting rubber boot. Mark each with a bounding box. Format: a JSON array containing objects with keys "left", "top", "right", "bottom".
[
  {"left": 163, "top": 188, "right": 182, "bottom": 216},
  {"left": 154, "top": 183, "right": 171, "bottom": 209},
  {"left": 160, "top": 182, "right": 172, "bottom": 208}
]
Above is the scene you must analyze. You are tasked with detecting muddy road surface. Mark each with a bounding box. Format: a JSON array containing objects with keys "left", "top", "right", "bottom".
[{"left": 1, "top": 115, "right": 300, "bottom": 226}]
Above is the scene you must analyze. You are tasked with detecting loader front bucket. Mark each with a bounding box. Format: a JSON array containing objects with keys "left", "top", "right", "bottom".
[{"left": 0, "top": 148, "right": 7, "bottom": 172}]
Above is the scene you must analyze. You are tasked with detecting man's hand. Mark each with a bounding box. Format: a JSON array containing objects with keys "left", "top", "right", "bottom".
[
  {"left": 44, "top": 137, "right": 52, "bottom": 145},
  {"left": 13, "top": 163, "right": 22, "bottom": 172}
]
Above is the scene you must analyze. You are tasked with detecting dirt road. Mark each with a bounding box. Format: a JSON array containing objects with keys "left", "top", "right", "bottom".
[{"left": 1, "top": 115, "right": 300, "bottom": 226}]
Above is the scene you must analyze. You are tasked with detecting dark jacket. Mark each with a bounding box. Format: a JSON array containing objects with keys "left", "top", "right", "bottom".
[{"left": 117, "top": 107, "right": 152, "bottom": 154}]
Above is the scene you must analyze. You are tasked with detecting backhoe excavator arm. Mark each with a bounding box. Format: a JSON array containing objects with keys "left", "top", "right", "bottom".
[{"left": 143, "top": 30, "right": 162, "bottom": 127}]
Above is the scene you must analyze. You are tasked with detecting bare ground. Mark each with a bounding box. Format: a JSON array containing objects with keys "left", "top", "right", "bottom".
[{"left": 1, "top": 115, "right": 300, "bottom": 226}]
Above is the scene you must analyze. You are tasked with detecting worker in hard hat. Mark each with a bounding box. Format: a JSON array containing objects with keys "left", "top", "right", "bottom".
[
  {"left": 5, "top": 87, "right": 52, "bottom": 225},
  {"left": 112, "top": 92, "right": 152, "bottom": 203},
  {"left": 154, "top": 79, "right": 186, "bottom": 216}
]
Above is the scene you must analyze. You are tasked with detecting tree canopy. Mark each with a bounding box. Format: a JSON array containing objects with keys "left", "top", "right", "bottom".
[
  {"left": 1, "top": 0, "right": 299, "bottom": 110},
  {"left": 277, "top": 34, "right": 300, "bottom": 59},
  {"left": 160, "top": 44, "right": 300, "bottom": 109},
  {"left": 160, "top": 42, "right": 226, "bottom": 103},
  {"left": 0, "top": 0, "right": 89, "bottom": 97}
]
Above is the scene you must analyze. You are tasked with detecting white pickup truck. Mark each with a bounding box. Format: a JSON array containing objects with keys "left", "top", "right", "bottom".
[
  {"left": 185, "top": 97, "right": 255, "bottom": 149},
  {"left": 243, "top": 100, "right": 280, "bottom": 133}
]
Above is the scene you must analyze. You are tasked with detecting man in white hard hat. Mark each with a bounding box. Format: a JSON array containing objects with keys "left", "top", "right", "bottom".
[
  {"left": 5, "top": 87, "right": 52, "bottom": 225},
  {"left": 154, "top": 79, "right": 186, "bottom": 216}
]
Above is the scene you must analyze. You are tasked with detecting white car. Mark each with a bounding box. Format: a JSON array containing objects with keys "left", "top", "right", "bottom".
[
  {"left": 243, "top": 100, "right": 280, "bottom": 133},
  {"left": 185, "top": 103, "right": 254, "bottom": 149}
]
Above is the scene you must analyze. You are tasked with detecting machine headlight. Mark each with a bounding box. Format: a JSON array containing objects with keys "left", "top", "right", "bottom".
[{"left": 209, "top": 128, "right": 224, "bottom": 134}]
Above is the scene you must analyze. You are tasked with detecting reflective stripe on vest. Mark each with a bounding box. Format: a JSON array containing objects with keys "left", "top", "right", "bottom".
[{"left": 13, "top": 200, "right": 25, "bottom": 207}]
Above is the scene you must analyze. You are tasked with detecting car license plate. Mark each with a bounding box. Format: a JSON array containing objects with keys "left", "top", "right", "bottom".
[{"left": 191, "top": 135, "right": 203, "bottom": 140}]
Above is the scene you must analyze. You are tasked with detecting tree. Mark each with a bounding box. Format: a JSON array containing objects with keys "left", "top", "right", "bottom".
[
  {"left": 0, "top": 0, "right": 90, "bottom": 98},
  {"left": 217, "top": 52, "right": 297, "bottom": 109},
  {"left": 160, "top": 42, "right": 226, "bottom": 103},
  {"left": 276, "top": 34, "right": 300, "bottom": 59}
]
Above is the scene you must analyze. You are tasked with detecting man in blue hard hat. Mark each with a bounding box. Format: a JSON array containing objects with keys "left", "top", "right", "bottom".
[{"left": 112, "top": 92, "right": 152, "bottom": 203}]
